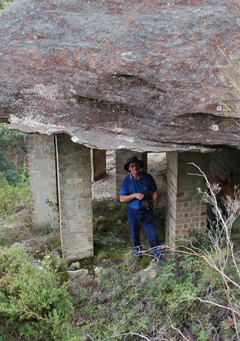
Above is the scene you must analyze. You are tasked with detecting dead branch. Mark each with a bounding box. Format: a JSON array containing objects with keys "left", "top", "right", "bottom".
[
  {"left": 167, "top": 317, "right": 190, "bottom": 341},
  {"left": 179, "top": 296, "right": 240, "bottom": 319},
  {"left": 102, "top": 331, "right": 154, "bottom": 341}
]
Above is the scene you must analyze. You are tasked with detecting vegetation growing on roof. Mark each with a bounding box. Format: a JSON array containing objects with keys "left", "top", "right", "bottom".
[{"left": 0, "top": 0, "right": 14, "bottom": 10}]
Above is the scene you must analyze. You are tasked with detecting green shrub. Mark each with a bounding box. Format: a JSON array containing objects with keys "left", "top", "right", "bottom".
[
  {"left": 18, "top": 165, "right": 29, "bottom": 185},
  {"left": 0, "top": 225, "right": 26, "bottom": 247},
  {"left": 0, "top": 245, "right": 74, "bottom": 340},
  {"left": 0, "top": 171, "right": 8, "bottom": 187},
  {"left": 75, "top": 252, "right": 236, "bottom": 340},
  {"left": 0, "top": 150, "right": 13, "bottom": 172},
  {"left": 0, "top": 151, "right": 22, "bottom": 186},
  {"left": 5, "top": 169, "right": 22, "bottom": 186},
  {"left": 0, "top": 123, "right": 28, "bottom": 186},
  {"left": 0, "top": 184, "right": 30, "bottom": 218}
]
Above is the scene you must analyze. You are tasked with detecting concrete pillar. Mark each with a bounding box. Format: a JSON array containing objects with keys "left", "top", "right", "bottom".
[
  {"left": 27, "top": 134, "right": 58, "bottom": 228},
  {"left": 116, "top": 150, "right": 147, "bottom": 199},
  {"left": 91, "top": 149, "right": 106, "bottom": 181},
  {"left": 56, "top": 134, "right": 93, "bottom": 261},
  {"left": 166, "top": 152, "right": 209, "bottom": 243}
]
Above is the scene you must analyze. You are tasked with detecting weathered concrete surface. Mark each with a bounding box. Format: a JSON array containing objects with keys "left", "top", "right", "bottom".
[{"left": 1, "top": 0, "right": 240, "bottom": 151}]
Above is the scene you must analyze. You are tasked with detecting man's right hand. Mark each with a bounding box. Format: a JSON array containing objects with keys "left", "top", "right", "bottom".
[
  {"left": 135, "top": 193, "right": 144, "bottom": 200},
  {"left": 120, "top": 193, "right": 144, "bottom": 203}
]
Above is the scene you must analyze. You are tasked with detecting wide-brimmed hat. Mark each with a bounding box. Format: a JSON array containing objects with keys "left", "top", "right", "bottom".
[{"left": 124, "top": 156, "right": 144, "bottom": 172}]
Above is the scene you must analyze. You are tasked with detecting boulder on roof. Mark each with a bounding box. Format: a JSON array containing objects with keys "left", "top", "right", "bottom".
[{"left": 0, "top": 0, "right": 240, "bottom": 151}]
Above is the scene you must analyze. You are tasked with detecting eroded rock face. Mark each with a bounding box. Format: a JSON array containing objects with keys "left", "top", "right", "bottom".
[{"left": 0, "top": 0, "right": 240, "bottom": 151}]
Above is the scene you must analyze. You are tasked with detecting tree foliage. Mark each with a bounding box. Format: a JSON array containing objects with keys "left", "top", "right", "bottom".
[
  {"left": 0, "top": 123, "right": 28, "bottom": 186},
  {"left": 0, "top": 123, "right": 26, "bottom": 149},
  {"left": 0, "top": 124, "right": 30, "bottom": 218}
]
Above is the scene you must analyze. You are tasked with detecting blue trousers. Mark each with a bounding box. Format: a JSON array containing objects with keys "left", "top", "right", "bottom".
[{"left": 127, "top": 206, "right": 162, "bottom": 261}]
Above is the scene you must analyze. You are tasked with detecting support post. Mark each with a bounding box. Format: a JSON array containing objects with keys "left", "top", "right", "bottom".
[
  {"left": 56, "top": 134, "right": 93, "bottom": 261},
  {"left": 27, "top": 134, "right": 58, "bottom": 228},
  {"left": 166, "top": 152, "right": 209, "bottom": 243}
]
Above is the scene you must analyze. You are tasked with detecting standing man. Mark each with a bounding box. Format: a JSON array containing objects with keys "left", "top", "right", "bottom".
[{"left": 120, "top": 156, "right": 162, "bottom": 262}]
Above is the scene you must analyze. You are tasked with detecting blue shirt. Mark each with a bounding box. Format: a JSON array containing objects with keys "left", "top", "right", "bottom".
[{"left": 120, "top": 172, "right": 157, "bottom": 210}]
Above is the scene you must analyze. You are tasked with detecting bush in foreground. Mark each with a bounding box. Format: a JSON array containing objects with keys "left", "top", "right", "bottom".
[
  {"left": 0, "top": 245, "right": 74, "bottom": 341},
  {"left": 74, "top": 250, "right": 237, "bottom": 341}
]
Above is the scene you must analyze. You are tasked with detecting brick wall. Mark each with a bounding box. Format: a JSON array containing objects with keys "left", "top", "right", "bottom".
[
  {"left": 56, "top": 134, "right": 93, "bottom": 261},
  {"left": 27, "top": 134, "right": 58, "bottom": 228},
  {"left": 116, "top": 150, "right": 147, "bottom": 199},
  {"left": 166, "top": 152, "right": 209, "bottom": 243}
]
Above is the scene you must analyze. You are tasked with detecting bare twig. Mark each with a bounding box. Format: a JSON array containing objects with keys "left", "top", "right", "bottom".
[
  {"left": 166, "top": 245, "right": 240, "bottom": 289},
  {"left": 175, "top": 296, "right": 240, "bottom": 318},
  {"left": 16, "top": 293, "right": 49, "bottom": 322},
  {"left": 167, "top": 317, "right": 190, "bottom": 341},
  {"left": 12, "top": 323, "right": 21, "bottom": 341},
  {"left": 0, "top": 271, "right": 9, "bottom": 277},
  {"left": 220, "top": 264, "right": 240, "bottom": 341},
  {"left": 102, "top": 331, "right": 152, "bottom": 341},
  {"left": 188, "top": 163, "right": 240, "bottom": 280},
  {"left": 87, "top": 336, "right": 95, "bottom": 341},
  {"left": 186, "top": 163, "right": 240, "bottom": 340}
]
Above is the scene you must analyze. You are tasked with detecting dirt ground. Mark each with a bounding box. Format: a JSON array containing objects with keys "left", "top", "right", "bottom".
[{"left": 92, "top": 152, "right": 167, "bottom": 207}]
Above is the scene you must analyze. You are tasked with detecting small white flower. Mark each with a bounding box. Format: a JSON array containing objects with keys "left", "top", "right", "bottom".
[{"left": 216, "top": 106, "right": 222, "bottom": 111}]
